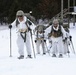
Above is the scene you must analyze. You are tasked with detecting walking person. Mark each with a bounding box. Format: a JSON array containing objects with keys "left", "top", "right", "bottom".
[
  {"left": 46, "top": 19, "right": 67, "bottom": 57},
  {"left": 34, "top": 25, "right": 47, "bottom": 55},
  {"left": 9, "top": 10, "right": 33, "bottom": 59}
]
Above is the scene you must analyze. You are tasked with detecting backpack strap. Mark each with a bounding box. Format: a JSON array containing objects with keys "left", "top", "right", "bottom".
[
  {"left": 16, "top": 19, "right": 20, "bottom": 27},
  {"left": 25, "top": 19, "right": 31, "bottom": 32},
  {"left": 20, "top": 32, "right": 26, "bottom": 42}
]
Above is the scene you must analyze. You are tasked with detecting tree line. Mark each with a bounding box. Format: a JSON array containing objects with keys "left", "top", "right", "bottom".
[{"left": 0, "top": 0, "right": 70, "bottom": 24}]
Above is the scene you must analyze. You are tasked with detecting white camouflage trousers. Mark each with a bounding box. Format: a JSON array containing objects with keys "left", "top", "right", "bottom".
[
  {"left": 17, "top": 32, "right": 32, "bottom": 56},
  {"left": 50, "top": 36, "right": 64, "bottom": 55},
  {"left": 36, "top": 39, "right": 46, "bottom": 54}
]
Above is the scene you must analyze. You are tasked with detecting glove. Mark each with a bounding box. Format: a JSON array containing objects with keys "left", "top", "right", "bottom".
[
  {"left": 69, "top": 36, "right": 72, "bottom": 41},
  {"left": 44, "top": 40, "right": 46, "bottom": 42},
  {"left": 65, "top": 37, "right": 67, "bottom": 40},
  {"left": 63, "top": 37, "right": 67, "bottom": 43},
  {"left": 35, "top": 40, "right": 37, "bottom": 43},
  {"left": 9, "top": 25, "right": 12, "bottom": 29}
]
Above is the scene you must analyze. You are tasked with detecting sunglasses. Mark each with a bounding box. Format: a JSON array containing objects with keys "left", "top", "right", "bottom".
[
  {"left": 17, "top": 15, "right": 23, "bottom": 17},
  {"left": 53, "top": 23, "right": 58, "bottom": 25}
]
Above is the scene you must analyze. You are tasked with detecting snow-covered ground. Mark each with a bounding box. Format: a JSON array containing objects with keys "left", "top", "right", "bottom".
[{"left": 0, "top": 23, "right": 76, "bottom": 75}]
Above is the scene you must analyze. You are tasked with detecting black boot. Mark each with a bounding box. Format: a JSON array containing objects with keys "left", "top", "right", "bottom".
[
  {"left": 27, "top": 55, "right": 32, "bottom": 58},
  {"left": 59, "top": 54, "right": 63, "bottom": 58},
  {"left": 52, "top": 54, "right": 56, "bottom": 57},
  {"left": 43, "top": 53, "right": 46, "bottom": 55},
  {"left": 18, "top": 55, "right": 24, "bottom": 59}
]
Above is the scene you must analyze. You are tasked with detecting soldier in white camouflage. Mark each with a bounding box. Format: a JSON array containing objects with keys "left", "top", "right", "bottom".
[
  {"left": 45, "top": 19, "right": 67, "bottom": 57},
  {"left": 9, "top": 10, "right": 33, "bottom": 59},
  {"left": 34, "top": 25, "right": 47, "bottom": 55}
]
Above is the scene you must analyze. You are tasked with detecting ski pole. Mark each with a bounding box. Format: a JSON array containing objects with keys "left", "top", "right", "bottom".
[
  {"left": 30, "top": 30, "right": 36, "bottom": 58},
  {"left": 44, "top": 41, "right": 50, "bottom": 55},
  {"left": 63, "top": 38, "right": 70, "bottom": 57},
  {"left": 66, "top": 41, "right": 70, "bottom": 57},
  {"left": 9, "top": 27, "right": 12, "bottom": 57},
  {"left": 70, "top": 40, "right": 75, "bottom": 54}
]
